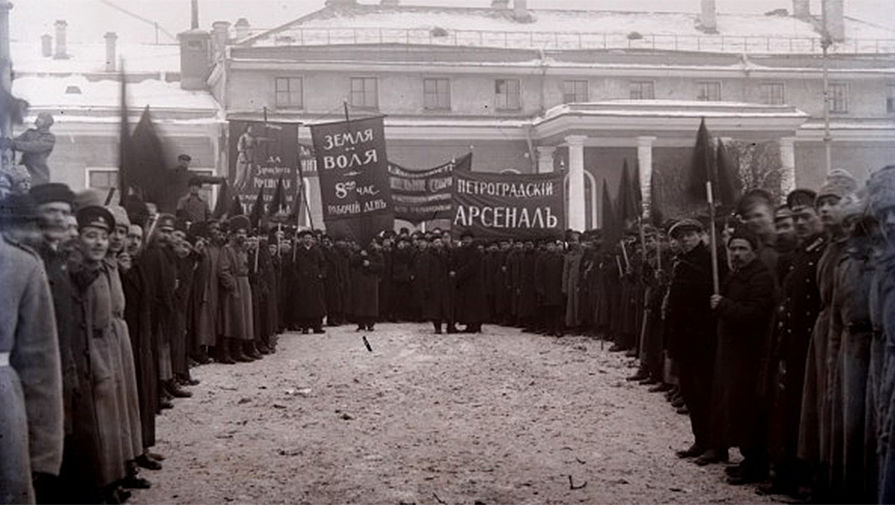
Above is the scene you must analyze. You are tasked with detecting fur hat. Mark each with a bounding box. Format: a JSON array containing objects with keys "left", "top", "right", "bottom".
[
  {"left": 106, "top": 205, "right": 131, "bottom": 229},
  {"left": 30, "top": 183, "right": 74, "bottom": 206},
  {"left": 817, "top": 168, "right": 858, "bottom": 202},
  {"left": 868, "top": 165, "right": 895, "bottom": 217},
  {"left": 727, "top": 225, "right": 759, "bottom": 251}
]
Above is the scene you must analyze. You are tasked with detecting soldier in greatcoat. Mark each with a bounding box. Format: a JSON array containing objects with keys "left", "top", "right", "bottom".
[
  {"left": 563, "top": 233, "right": 583, "bottom": 331},
  {"left": 192, "top": 221, "right": 224, "bottom": 362},
  {"left": 219, "top": 216, "right": 256, "bottom": 361},
  {"left": 451, "top": 231, "right": 488, "bottom": 333},
  {"left": 292, "top": 230, "right": 327, "bottom": 333},
  {"left": 796, "top": 171, "right": 857, "bottom": 500},
  {"left": 0, "top": 196, "right": 64, "bottom": 505},
  {"left": 762, "top": 189, "right": 827, "bottom": 497}
]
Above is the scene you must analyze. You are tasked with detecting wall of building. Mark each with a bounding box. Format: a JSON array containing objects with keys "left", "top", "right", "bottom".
[{"left": 794, "top": 141, "right": 895, "bottom": 189}]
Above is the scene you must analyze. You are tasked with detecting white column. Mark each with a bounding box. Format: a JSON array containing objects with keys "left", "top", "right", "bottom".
[
  {"left": 565, "top": 135, "right": 587, "bottom": 231},
  {"left": 779, "top": 136, "right": 796, "bottom": 195},
  {"left": 536, "top": 146, "right": 556, "bottom": 174},
  {"left": 636, "top": 136, "right": 656, "bottom": 219}
]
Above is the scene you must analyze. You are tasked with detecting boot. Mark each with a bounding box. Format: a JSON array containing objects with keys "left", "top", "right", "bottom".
[
  {"left": 257, "top": 342, "right": 271, "bottom": 355},
  {"left": 121, "top": 460, "right": 151, "bottom": 489},
  {"left": 136, "top": 452, "right": 162, "bottom": 471},
  {"left": 230, "top": 339, "right": 252, "bottom": 362},
  {"left": 446, "top": 324, "right": 459, "bottom": 334},
  {"left": 164, "top": 380, "right": 192, "bottom": 398},
  {"left": 675, "top": 442, "right": 704, "bottom": 459},
  {"left": 433, "top": 321, "right": 442, "bottom": 334},
  {"left": 244, "top": 342, "right": 262, "bottom": 360},
  {"left": 216, "top": 342, "right": 235, "bottom": 365}
]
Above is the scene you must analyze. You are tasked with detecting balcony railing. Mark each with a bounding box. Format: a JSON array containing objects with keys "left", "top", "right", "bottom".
[{"left": 250, "top": 27, "right": 895, "bottom": 54}]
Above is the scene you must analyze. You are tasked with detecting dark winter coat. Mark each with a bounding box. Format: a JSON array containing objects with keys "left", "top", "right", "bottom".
[
  {"left": 323, "top": 246, "right": 344, "bottom": 316},
  {"left": 417, "top": 249, "right": 451, "bottom": 321},
  {"left": 535, "top": 250, "right": 565, "bottom": 307},
  {"left": 292, "top": 245, "right": 327, "bottom": 319},
  {"left": 710, "top": 258, "right": 775, "bottom": 447},
  {"left": 351, "top": 250, "right": 384, "bottom": 318},
  {"left": 665, "top": 242, "right": 715, "bottom": 361},
  {"left": 121, "top": 259, "right": 157, "bottom": 447},
  {"left": 453, "top": 244, "right": 488, "bottom": 324}
]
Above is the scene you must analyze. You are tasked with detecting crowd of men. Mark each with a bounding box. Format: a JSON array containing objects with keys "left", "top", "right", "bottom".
[{"left": 1, "top": 162, "right": 895, "bottom": 504}]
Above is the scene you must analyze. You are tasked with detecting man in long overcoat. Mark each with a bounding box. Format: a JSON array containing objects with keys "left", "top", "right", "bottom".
[
  {"left": 0, "top": 205, "right": 64, "bottom": 505},
  {"left": 764, "top": 189, "right": 827, "bottom": 497},
  {"left": 292, "top": 230, "right": 327, "bottom": 333},
  {"left": 452, "top": 231, "right": 487, "bottom": 333},
  {"left": 708, "top": 227, "right": 775, "bottom": 482},
  {"left": 536, "top": 240, "right": 565, "bottom": 336},
  {"left": 350, "top": 243, "right": 384, "bottom": 331},
  {"left": 419, "top": 236, "right": 452, "bottom": 333},
  {"left": 665, "top": 219, "right": 716, "bottom": 463},
  {"left": 219, "top": 216, "right": 255, "bottom": 361}
]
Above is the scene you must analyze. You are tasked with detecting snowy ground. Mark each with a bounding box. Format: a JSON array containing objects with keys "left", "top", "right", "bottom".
[{"left": 131, "top": 323, "right": 779, "bottom": 505}]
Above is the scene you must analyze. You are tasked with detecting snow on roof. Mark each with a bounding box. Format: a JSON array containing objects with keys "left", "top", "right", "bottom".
[
  {"left": 12, "top": 75, "right": 219, "bottom": 112},
  {"left": 243, "top": 4, "right": 895, "bottom": 53},
  {"left": 11, "top": 41, "right": 182, "bottom": 75},
  {"left": 538, "top": 99, "right": 808, "bottom": 121}
]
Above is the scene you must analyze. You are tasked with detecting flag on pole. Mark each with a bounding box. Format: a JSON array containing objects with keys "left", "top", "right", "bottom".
[
  {"left": 249, "top": 185, "right": 265, "bottom": 229},
  {"left": 213, "top": 181, "right": 233, "bottom": 219},
  {"left": 601, "top": 179, "right": 620, "bottom": 247},
  {"left": 616, "top": 159, "right": 640, "bottom": 223},
  {"left": 268, "top": 176, "right": 285, "bottom": 217},
  {"left": 229, "top": 194, "right": 244, "bottom": 217},
  {"left": 117, "top": 66, "right": 132, "bottom": 200}
]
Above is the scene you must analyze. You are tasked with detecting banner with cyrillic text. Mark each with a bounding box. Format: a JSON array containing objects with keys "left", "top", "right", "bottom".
[
  {"left": 310, "top": 116, "right": 394, "bottom": 245},
  {"left": 452, "top": 169, "right": 565, "bottom": 240},
  {"left": 228, "top": 120, "right": 300, "bottom": 215},
  {"left": 388, "top": 154, "right": 469, "bottom": 223}
]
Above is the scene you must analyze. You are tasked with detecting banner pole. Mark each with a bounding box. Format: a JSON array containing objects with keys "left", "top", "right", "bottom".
[
  {"left": 706, "top": 181, "right": 720, "bottom": 295},
  {"left": 343, "top": 100, "right": 350, "bottom": 123}
]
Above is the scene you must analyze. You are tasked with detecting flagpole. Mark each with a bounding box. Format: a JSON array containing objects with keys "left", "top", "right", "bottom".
[
  {"left": 620, "top": 239, "right": 630, "bottom": 272},
  {"left": 706, "top": 181, "right": 720, "bottom": 294}
]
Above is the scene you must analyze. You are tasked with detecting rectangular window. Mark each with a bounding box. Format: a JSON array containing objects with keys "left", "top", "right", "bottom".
[
  {"left": 87, "top": 169, "right": 118, "bottom": 191},
  {"left": 759, "top": 82, "right": 785, "bottom": 105},
  {"left": 886, "top": 84, "right": 895, "bottom": 113},
  {"left": 275, "top": 77, "right": 303, "bottom": 108},
  {"left": 562, "top": 80, "right": 588, "bottom": 103},
  {"left": 423, "top": 78, "right": 451, "bottom": 110},
  {"left": 829, "top": 83, "right": 848, "bottom": 113},
  {"left": 350, "top": 77, "right": 378, "bottom": 109},
  {"left": 629, "top": 80, "right": 655, "bottom": 100},
  {"left": 495, "top": 78, "right": 521, "bottom": 110},
  {"left": 697, "top": 81, "right": 722, "bottom": 101}
]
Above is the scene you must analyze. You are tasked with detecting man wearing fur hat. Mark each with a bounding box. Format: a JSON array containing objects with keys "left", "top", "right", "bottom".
[
  {"left": 866, "top": 165, "right": 895, "bottom": 503},
  {"left": 797, "top": 169, "right": 857, "bottom": 499}
]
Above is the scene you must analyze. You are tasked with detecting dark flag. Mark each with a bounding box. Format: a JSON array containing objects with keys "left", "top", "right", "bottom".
[
  {"left": 213, "top": 181, "right": 233, "bottom": 219},
  {"left": 715, "top": 139, "right": 741, "bottom": 209},
  {"left": 684, "top": 117, "right": 724, "bottom": 293},
  {"left": 229, "top": 194, "right": 244, "bottom": 217},
  {"left": 616, "top": 159, "right": 640, "bottom": 223},
  {"left": 249, "top": 185, "right": 265, "bottom": 229},
  {"left": 600, "top": 179, "right": 620, "bottom": 246},
  {"left": 129, "top": 106, "right": 169, "bottom": 206},
  {"left": 268, "top": 177, "right": 285, "bottom": 216}
]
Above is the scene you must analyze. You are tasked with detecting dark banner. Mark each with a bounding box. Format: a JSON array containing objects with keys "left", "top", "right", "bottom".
[
  {"left": 452, "top": 170, "right": 565, "bottom": 240},
  {"left": 310, "top": 116, "right": 394, "bottom": 244},
  {"left": 228, "top": 120, "right": 300, "bottom": 214},
  {"left": 388, "top": 154, "right": 469, "bottom": 223}
]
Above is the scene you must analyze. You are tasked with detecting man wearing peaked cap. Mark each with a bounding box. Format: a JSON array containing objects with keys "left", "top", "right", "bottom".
[
  {"left": 220, "top": 212, "right": 257, "bottom": 362},
  {"left": 667, "top": 218, "right": 703, "bottom": 239},
  {"left": 76, "top": 205, "right": 115, "bottom": 232},
  {"left": 763, "top": 187, "right": 829, "bottom": 496}
]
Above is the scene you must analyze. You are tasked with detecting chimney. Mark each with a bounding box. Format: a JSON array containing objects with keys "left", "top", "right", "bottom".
[
  {"left": 191, "top": 0, "right": 199, "bottom": 29},
  {"left": 41, "top": 34, "right": 52, "bottom": 57},
  {"left": 234, "top": 18, "right": 250, "bottom": 40},
  {"left": 178, "top": 27, "right": 211, "bottom": 90},
  {"left": 822, "top": 0, "right": 845, "bottom": 42},
  {"left": 491, "top": 0, "right": 509, "bottom": 8},
  {"left": 211, "top": 20, "right": 231, "bottom": 60},
  {"left": 700, "top": 0, "right": 717, "bottom": 33},
  {"left": 54, "top": 20, "right": 68, "bottom": 59},
  {"left": 513, "top": 0, "right": 532, "bottom": 22},
  {"left": 104, "top": 32, "right": 117, "bottom": 72},
  {"left": 792, "top": 0, "right": 810, "bottom": 19}
]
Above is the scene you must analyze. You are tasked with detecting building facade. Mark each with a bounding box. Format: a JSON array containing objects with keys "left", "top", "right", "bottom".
[{"left": 209, "top": 0, "right": 895, "bottom": 230}]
